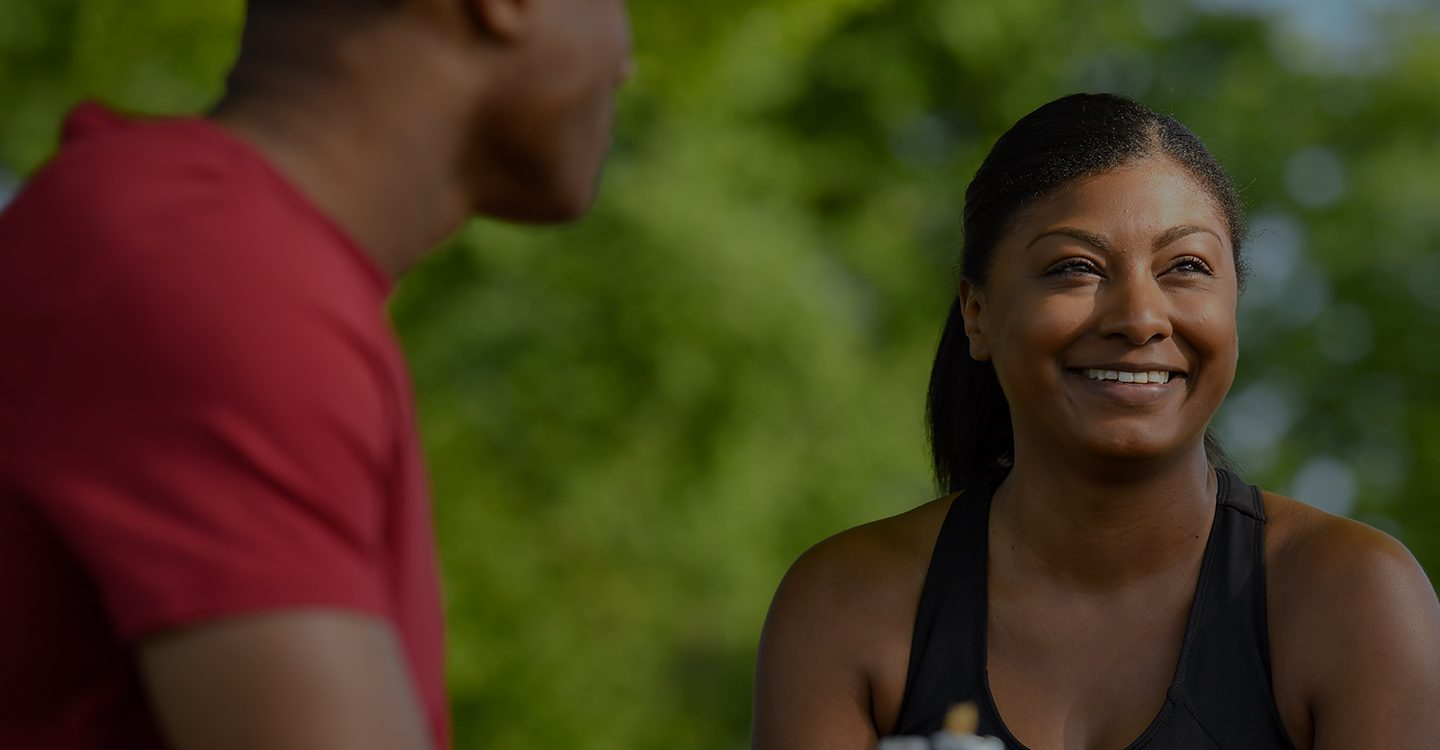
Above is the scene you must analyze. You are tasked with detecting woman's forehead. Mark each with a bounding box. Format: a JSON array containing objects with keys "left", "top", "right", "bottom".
[{"left": 1014, "top": 157, "right": 1231, "bottom": 246}]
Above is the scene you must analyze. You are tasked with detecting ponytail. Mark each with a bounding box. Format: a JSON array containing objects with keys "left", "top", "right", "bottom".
[{"left": 925, "top": 299, "right": 1013, "bottom": 495}]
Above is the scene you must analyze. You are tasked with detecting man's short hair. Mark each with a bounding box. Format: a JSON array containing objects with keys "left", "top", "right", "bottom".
[
  {"left": 247, "top": 0, "right": 403, "bottom": 17},
  {"left": 232, "top": 0, "right": 407, "bottom": 75}
]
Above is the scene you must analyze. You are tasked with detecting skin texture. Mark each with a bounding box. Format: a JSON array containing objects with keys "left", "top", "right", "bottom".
[
  {"left": 140, "top": 2, "right": 631, "bottom": 749},
  {"left": 752, "top": 156, "right": 1440, "bottom": 750},
  {"left": 140, "top": 612, "right": 433, "bottom": 750},
  {"left": 212, "top": 0, "right": 633, "bottom": 274}
]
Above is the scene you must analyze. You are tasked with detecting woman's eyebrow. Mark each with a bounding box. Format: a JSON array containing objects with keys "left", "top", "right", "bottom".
[
  {"left": 1027, "top": 227, "right": 1112, "bottom": 252},
  {"left": 1026, "top": 224, "right": 1222, "bottom": 252},
  {"left": 1154, "top": 224, "right": 1222, "bottom": 249}
]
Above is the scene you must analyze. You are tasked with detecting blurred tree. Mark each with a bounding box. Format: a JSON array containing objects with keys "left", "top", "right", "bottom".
[{"left": 1, "top": 1, "right": 1437, "bottom": 749}]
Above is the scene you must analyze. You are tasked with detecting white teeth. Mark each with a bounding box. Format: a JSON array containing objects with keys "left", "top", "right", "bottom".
[{"left": 1081, "top": 369, "right": 1172, "bottom": 384}]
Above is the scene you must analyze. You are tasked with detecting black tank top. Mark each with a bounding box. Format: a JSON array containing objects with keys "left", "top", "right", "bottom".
[{"left": 892, "top": 468, "right": 1296, "bottom": 749}]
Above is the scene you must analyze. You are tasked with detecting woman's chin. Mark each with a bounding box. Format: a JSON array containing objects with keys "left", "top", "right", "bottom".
[{"left": 1071, "top": 428, "right": 1199, "bottom": 464}]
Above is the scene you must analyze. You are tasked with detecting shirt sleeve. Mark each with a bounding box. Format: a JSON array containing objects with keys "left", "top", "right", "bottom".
[{"left": 9, "top": 201, "right": 398, "bottom": 643}]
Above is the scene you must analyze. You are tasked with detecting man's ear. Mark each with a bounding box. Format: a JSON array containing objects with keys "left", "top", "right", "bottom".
[
  {"left": 463, "top": 0, "right": 532, "bottom": 41},
  {"left": 958, "top": 278, "right": 991, "bottom": 362}
]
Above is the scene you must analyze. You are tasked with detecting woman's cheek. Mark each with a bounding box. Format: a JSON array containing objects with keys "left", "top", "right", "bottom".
[{"left": 1183, "top": 306, "right": 1238, "bottom": 361}]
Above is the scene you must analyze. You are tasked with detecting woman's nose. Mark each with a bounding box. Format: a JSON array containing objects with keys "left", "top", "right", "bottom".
[{"left": 1095, "top": 273, "right": 1173, "bottom": 346}]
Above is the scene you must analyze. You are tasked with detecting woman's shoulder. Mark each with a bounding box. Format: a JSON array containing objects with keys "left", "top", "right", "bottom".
[
  {"left": 1260, "top": 490, "right": 1428, "bottom": 599},
  {"left": 1260, "top": 490, "right": 1440, "bottom": 745},
  {"left": 758, "top": 495, "right": 958, "bottom": 693},
  {"left": 779, "top": 494, "right": 957, "bottom": 612},
  {"left": 1261, "top": 489, "right": 1433, "bottom": 630},
  {"left": 756, "top": 494, "right": 961, "bottom": 737}
]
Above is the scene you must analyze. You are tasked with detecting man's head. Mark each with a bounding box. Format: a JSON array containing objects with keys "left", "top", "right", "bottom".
[
  {"left": 230, "top": 0, "right": 633, "bottom": 224},
  {"left": 247, "top": 0, "right": 403, "bottom": 15}
]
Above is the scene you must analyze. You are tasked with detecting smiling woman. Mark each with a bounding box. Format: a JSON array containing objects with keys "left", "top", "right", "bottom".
[
  {"left": 750, "top": 94, "right": 1440, "bottom": 750},
  {"left": 929, "top": 94, "right": 1248, "bottom": 496}
]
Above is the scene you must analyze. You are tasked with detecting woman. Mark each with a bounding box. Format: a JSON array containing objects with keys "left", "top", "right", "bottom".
[{"left": 751, "top": 94, "right": 1440, "bottom": 750}]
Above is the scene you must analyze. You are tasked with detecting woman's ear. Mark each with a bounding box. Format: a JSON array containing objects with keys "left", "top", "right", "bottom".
[
  {"left": 958, "top": 279, "right": 991, "bottom": 362},
  {"left": 461, "top": 0, "right": 532, "bottom": 42}
]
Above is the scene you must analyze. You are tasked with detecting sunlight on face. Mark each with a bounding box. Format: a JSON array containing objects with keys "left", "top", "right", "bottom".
[{"left": 961, "top": 155, "right": 1239, "bottom": 465}]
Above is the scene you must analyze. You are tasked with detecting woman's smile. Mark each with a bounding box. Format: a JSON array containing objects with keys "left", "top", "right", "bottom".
[
  {"left": 1077, "top": 368, "right": 1175, "bottom": 384},
  {"left": 1065, "top": 366, "right": 1185, "bottom": 406}
]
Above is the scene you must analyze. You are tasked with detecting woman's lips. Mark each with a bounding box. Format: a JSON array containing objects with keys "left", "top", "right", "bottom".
[{"left": 1065, "top": 368, "right": 1185, "bottom": 405}]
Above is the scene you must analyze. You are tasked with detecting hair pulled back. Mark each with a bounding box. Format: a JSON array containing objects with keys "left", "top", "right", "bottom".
[{"left": 927, "top": 93, "right": 1246, "bottom": 495}]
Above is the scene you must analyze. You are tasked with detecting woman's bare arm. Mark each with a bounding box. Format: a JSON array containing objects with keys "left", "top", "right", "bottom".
[
  {"left": 753, "top": 502, "right": 949, "bottom": 750},
  {"left": 753, "top": 536, "right": 883, "bottom": 750},
  {"left": 1267, "top": 497, "right": 1440, "bottom": 750}
]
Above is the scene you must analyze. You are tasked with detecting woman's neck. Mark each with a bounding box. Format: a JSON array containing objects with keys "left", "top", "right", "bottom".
[{"left": 990, "top": 443, "right": 1216, "bottom": 590}]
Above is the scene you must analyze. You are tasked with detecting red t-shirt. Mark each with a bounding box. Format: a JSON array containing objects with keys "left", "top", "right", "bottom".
[{"left": 0, "top": 104, "right": 449, "bottom": 749}]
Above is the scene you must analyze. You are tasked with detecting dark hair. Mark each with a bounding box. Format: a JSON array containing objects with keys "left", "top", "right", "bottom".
[
  {"left": 244, "top": 0, "right": 403, "bottom": 27},
  {"left": 247, "top": 0, "right": 402, "bottom": 12},
  {"left": 927, "top": 93, "right": 1246, "bottom": 495},
  {"left": 223, "top": 0, "right": 405, "bottom": 99}
]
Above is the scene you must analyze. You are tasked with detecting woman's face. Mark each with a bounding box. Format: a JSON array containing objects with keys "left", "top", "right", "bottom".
[{"left": 960, "top": 155, "right": 1239, "bottom": 464}]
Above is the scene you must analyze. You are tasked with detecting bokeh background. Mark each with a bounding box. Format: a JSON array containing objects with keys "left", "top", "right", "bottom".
[{"left": 2, "top": 0, "right": 1438, "bottom": 747}]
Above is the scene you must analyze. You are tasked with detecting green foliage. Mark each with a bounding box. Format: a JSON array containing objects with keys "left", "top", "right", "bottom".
[
  {"left": 0, "top": 0, "right": 240, "bottom": 171},
  {"left": 3, "top": 1, "right": 1438, "bottom": 748}
]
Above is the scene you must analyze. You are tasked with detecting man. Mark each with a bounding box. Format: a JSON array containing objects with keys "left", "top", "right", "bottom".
[{"left": 0, "top": 0, "right": 632, "bottom": 748}]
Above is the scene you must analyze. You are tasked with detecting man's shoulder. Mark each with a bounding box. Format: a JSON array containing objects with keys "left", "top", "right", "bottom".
[
  {"left": 16, "top": 105, "right": 241, "bottom": 221},
  {"left": 3, "top": 107, "right": 383, "bottom": 323},
  {"left": 7, "top": 106, "right": 341, "bottom": 271},
  {"left": 0, "top": 109, "right": 400, "bottom": 444}
]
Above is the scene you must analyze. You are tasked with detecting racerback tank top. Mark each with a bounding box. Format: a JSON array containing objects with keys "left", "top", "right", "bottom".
[{"left": 891, "top": 468, "right": 1297, "bottom": 749}]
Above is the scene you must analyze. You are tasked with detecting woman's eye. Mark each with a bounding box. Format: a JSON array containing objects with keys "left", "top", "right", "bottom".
[
  {"left": 1044, "top": 259, "right": 1101, "bottom": 277},
  {"left": 1167, "top": 256, "right": 1216, "bottom": 275}
]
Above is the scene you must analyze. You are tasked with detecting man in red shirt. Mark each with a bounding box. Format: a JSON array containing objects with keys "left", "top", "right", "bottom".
[{"left": 0, "top": 1, "right": 632, "bottom": 749}]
